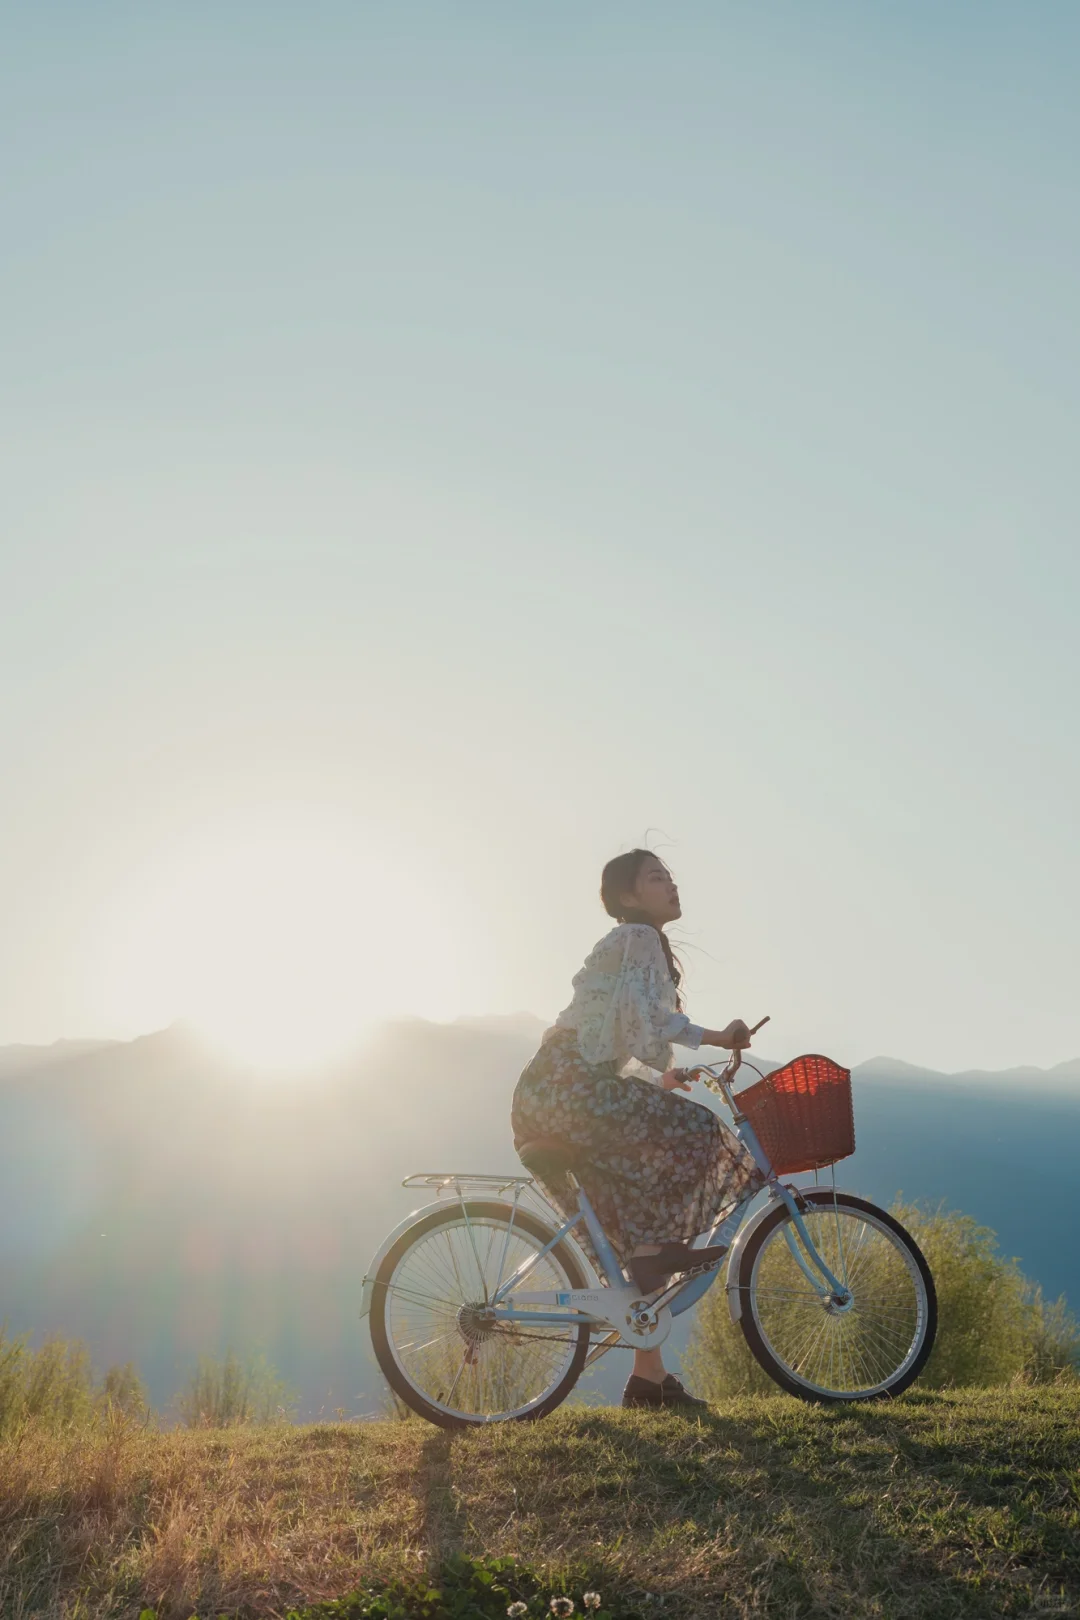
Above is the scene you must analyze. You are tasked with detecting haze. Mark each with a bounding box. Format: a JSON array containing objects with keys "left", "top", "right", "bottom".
[{"left": 2, "top": 5, "right": 1078, "bottom": 1074}]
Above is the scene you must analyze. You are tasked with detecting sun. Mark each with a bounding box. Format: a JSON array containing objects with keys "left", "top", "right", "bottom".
[{"left": 92, "top": 815, "right": 469, "bottom": 1069}]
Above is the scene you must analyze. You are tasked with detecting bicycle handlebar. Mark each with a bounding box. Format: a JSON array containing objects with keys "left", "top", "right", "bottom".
[
  {"left": 726, "top": 1015, "right": 771, "bottom": 1077},
  {"left": 682, "top": 1015, "right": 771, "bottom": 1099}
]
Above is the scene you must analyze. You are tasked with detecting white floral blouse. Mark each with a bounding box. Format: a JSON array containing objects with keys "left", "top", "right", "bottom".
[{"left": 549, "top": 923, "right": 705, "bottom": 1082}]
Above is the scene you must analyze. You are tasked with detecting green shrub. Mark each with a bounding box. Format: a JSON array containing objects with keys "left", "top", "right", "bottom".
[
  {"left": 682, "top": 1262, "right": 779, "bottom": 1399},
  {"left": 20, "top": 1337, "right": 96, "bottom": 1424},
  {"left": 0, "top": 1326, "right": 146, "bottom": 1434},
  {"left": 0, "top": 1328, "right": 31, "bottom": 1433},
  {"left": 98, "top": 1360, "right": 150, "bottom": 1420},
  {"left": 175, "top": 1348, "right": 295, "bottom": 1427},
  {"left": 685, "top": 1198, "right": 1080, "bottom": 1399},
  {"left": 1014, "top": 1284, "right": 1080, "bottom": 1385},
  {"left": 895, "top": 1201, "right": 1076, "bottom": 1388}
]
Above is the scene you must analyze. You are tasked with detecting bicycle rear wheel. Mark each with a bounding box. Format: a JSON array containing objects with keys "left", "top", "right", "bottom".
[
  {"left": 734, "top": 1190, "right": 936, "bottom": 1401},
  {"left": 369, "top": 1200, "right": 591, "bottom": 1428}
]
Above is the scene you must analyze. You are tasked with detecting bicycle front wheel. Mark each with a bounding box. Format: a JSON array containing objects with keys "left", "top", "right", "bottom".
[
  {"left": 369, "top": 1200, "right": 591, "bottom": 1429},
  {"left": 735, "top": 1190, "right": 937, "bottom": 1401}
]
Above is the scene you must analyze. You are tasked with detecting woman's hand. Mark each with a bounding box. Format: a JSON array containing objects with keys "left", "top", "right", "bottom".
[
  {"left": 701, "top": 1020, "right": 753, "bottom": 1050},
  {"left": 660, "top": 1067, "right": 693, "bottom": 1092}
]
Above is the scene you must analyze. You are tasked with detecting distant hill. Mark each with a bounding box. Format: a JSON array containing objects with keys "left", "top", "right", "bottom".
[
  {"left": 856, "top": 1053, "right": 1080, "bottom": 1085},
  {"left": 0, "top": 1024, "right": 1077, "bottom": 1415},
  {"left": 0, "top": 1038, "right": 118, "bottom": 1076}
]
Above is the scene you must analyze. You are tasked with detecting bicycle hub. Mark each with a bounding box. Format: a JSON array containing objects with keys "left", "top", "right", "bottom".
[{"left": 456, "top": 1303, "right": 497, "bottom": 1343}]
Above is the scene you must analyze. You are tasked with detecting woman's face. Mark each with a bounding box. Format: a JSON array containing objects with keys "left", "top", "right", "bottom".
[{"left": 621, "top": 856, "right": 681, "bottom": 925}]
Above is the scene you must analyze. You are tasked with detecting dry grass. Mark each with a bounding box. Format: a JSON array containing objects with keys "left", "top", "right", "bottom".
[
  {"left": 0, "top": 1418, "right": 426, "bottom": 1619},
  {"left": 1, "top": 1387, "right": 1079, "bottom": 1619}
]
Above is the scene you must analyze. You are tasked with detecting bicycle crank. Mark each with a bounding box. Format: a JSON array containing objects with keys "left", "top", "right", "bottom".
[{"left": 619, "top": 1298, "right": 673, "bottom": 1348}]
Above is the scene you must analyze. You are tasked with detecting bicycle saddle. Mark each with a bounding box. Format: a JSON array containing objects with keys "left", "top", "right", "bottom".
[{"left": 514, "top": 1134, "right": 587, "bottom": 1180}]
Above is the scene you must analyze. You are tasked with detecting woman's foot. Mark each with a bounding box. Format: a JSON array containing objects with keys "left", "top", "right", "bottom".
[
  {"left": 622, "top": 1373, "right": 709, "bottom": 1410},
  {"left": 629, "top": 1241, "right": 728, "bottom": 1295}
]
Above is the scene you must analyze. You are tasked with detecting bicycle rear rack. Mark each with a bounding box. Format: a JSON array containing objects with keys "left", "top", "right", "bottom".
[{"left": 402, "top": 1171, "right": 534, "bottom": 1197}]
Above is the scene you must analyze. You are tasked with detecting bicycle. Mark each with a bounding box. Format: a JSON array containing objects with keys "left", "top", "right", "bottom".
[{"left": 361, "top": 1024, "right": 937, "bottom": 1427}]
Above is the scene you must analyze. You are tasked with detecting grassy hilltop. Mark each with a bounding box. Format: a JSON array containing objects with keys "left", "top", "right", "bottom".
[{"left": 2, "top": 1387, "right": 1079, "bottom": 1620}]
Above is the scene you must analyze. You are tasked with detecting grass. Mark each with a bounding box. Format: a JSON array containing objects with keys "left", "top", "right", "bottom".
[{"left": 1, "top": 1387, "right": 1079, "bottom": 1619}]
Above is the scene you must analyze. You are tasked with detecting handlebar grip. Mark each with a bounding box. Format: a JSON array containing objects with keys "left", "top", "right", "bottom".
[{"left": 749, "top": 1015, "right": 770, "bottom": 1036}]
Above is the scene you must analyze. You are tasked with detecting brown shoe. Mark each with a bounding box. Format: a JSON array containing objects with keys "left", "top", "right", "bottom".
[{"left": 622, "top": 1374, "right": 709, "bottom": 1410}]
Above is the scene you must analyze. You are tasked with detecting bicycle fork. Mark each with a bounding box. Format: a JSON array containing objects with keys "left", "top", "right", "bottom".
[{"left": 775, "top": 1184, "right": 850, "bottom": 1303}]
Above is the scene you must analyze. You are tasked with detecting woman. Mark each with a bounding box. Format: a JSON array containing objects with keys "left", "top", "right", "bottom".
[{"left": 511, "top": 848, "right": 764, "bottom": 1410}]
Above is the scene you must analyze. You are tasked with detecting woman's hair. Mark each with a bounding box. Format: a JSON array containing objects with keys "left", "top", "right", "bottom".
[{"left": 599, "top": 848, "right": 683, "bottom": 1008}]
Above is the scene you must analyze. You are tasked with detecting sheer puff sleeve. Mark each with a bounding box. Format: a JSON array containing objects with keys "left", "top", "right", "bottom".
[{"left": 568, "top": 924, "right": 705, "bottom": 1080}]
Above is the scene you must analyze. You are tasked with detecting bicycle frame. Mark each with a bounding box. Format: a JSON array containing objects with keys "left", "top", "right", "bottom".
[{"left": 368, "top": 1051, "right": 852, "bottom": 1353}]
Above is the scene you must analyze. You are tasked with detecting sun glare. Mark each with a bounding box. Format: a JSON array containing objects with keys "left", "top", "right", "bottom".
[{"left": 92, "top": 816, "right": 469, "bottom": 1070}]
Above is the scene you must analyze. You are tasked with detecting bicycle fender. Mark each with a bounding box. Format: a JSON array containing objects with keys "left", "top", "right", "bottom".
[
  {"left": 725, "top": 1187, "right": 862, "bottom": 1323},
  {"left": 359, "top": 1201, "right": 448, "bottom": 1318}
]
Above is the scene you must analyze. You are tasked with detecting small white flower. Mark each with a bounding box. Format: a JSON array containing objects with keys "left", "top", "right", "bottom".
[
  {"left": 583, "top": 1596, "right": 602, "bottom": 1613},
  {"left": 550, "top": 1601, "right": 575, "bottom": 1618},
  {"left": 507, "top": 1605, "right": 528, "bottom": 1619}
]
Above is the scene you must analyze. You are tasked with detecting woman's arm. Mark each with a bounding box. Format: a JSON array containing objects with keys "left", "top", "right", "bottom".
[
  {"left": 658, "top": 1019, "right": 754, "bottom": 1091},
  {"left": 610, "top": 929, "right": 754, "bottom": 1078},
  {"left": 608, "top": 927, "right": 701, "bottom": 1076},
  {"left": 659, "top": 1009, "right": 705, "bottom": 1048},
  {"left": 698, "top": 1019, "right": 753, "bottom": 1050}
]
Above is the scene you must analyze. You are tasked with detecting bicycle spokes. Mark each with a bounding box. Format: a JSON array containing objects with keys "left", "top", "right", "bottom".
[
  {"left": 383, "top": 1216, "right": 581, "bottom": 1420},
  {"left": 751, "top": 1205, "right": 925, "bottom": 1395}
]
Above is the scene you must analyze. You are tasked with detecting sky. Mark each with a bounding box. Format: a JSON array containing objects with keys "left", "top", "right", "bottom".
[{"left": 2, "top": 3, "right": 1078, "bottom": 1073}]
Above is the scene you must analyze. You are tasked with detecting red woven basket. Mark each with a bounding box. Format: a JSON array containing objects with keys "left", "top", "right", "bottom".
[{"left": 733, "top": 1054, "right": 854, "bottom": 1175}]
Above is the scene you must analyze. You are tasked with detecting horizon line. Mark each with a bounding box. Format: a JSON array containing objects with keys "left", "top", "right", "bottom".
[{"left": 0, "top": 1020, "right": 1078, "bottom": 1081}]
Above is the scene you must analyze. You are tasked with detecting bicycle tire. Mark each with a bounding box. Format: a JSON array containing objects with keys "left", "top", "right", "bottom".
[
  {"left": 733, "top": 1189, "right": 937, "bottom": 1402},
  {"left": 369, "top": 1199, "right": 591, "bottom": 1429}
]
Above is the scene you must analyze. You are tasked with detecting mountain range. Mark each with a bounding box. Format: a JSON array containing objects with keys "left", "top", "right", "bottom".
[{"left": 1, "top": 1020, "right": 1076, "bottom": 1415}]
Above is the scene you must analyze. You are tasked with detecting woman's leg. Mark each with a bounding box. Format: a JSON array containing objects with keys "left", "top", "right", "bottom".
[
  {"left": 632, "top": 1346, "right": 667, "bottom": 1383},
  {"left": 578, "top": 1079, "right": 762, "bottom": 1260}
]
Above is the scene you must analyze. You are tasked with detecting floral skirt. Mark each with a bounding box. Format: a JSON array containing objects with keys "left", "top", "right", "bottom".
[{"left": 511, "top": 1027, "right": 764, "bottom": 1266}]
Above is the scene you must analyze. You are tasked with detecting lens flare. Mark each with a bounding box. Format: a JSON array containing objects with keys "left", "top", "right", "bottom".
[{"left": 91, "top": 814, "right": 470, "bottom": 1070}]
